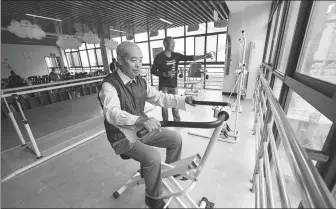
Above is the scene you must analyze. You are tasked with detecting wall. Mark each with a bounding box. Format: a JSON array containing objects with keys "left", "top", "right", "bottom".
[
  {"left": 223, "top": 2, "right": 272, "bottom": 99},
  {"left": 1, "top": 44, "right": 60, "bottom": 79}
]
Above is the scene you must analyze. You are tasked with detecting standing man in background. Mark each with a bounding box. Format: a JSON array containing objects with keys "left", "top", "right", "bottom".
[
  {"left": 151, "top": 36, "right": 214, "bottom": 121},
  {"left": 110, "top": 58, "right": 117, "bottom": 73}
]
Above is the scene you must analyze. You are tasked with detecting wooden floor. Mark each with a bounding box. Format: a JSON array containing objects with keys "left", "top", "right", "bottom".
[{"left": 1, "top": 90, "right": 257, "bottom": 208}]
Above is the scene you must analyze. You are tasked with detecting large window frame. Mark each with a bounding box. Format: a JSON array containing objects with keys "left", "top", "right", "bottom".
[
  {"left": 261, "top": 0, "right": 336, "bottom": 199},
  {"left": 64, "top": 43, "right": 104, "bottom": 73}
]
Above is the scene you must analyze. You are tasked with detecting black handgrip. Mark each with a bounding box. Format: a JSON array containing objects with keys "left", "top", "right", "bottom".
[
  {"left": 136, "top": 111, "right": 229, "bottom": 138},
  {"left": 192, "top": 100, "right": 231, "bottom": 107}
]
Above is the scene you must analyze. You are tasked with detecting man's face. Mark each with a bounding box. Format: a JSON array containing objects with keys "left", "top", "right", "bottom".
[
  {"left": 165, "top": 39, "right": 175, "bottom": 52},
  {"left": 120, "top": 44, "right": 143, "bottom": 78}
]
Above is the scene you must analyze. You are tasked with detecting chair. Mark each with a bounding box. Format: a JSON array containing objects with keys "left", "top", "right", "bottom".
[
  {"left": 39, "top": 94, "right": 52, "bottom": 106},
  {"left": 184, "top": 63, "right": 208, "bottom": 97},
  {"left": 27, "top": 96, "right": 42, "bottom": 108}
]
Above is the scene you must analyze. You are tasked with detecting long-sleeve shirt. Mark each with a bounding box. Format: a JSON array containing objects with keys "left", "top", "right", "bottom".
[
  {"left": 151, "top": 51, "right": 194, "bottom": 88},
  {"left": 99, "top": 69, "right": 186, "bottom": 142}
]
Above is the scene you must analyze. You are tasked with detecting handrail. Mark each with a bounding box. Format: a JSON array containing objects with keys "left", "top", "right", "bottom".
[
  {"left": 252, "top": 68, "right": 336, "bottom": 208},
  {"left": 2, "top": 75, "right": 106, "bottom": 93},
  {"left": 1, "top": 78, "right": 104, "bottom": 98}
]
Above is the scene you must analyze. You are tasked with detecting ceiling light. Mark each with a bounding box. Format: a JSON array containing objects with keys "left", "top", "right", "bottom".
[
  {"left": 110, "top": 29, "right": 126, "bottom": 33},
  {"left": 159, "top": 18, "right": 173, "bottom": 25},
  {"left": 26, "top": 13, "right": 62, "bottom": 22}
]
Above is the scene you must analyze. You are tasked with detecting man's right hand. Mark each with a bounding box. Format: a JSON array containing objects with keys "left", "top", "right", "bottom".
[{"left": 135, "top": 117, "right": 161, "bottom": 133}]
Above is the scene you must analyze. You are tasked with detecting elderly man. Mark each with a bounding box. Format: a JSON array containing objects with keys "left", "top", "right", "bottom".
[
  {"left": 151, "top": 36, "right": 214, "bottom": 122},
  {"left": 98, "top": 41, "right": 196, "bottom": 208}
]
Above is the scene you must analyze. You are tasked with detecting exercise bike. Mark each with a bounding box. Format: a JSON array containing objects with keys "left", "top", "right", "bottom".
[{"left": 113, "top": 100, "right": 232, "bottom": 208}]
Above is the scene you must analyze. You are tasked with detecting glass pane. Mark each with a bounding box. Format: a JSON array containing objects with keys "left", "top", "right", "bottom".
[
  {"left": 186, "top": 37, "right": 194, "bottom": 56},
  {"left": 45, "top": 57, "right": 52, "bottom": 68},
  {"left": 217, "top": 34, "right": 226, "bottom": 62},
  {"left": 272, "top": 77, "right": 282, "bottom": 100},
  {"left": 286, "top": 90, "right": 332, "bottom": 151},
  {"left": 174, "top": 38, "right": 184, "bottom": 55},
  {"left": 186, "top": 23, "right": 206, "bottom": 36},
  {"left": 270, "top": 2, "right": 286, "bottom": 64},
  {"left": 79, "top": 51, "right": 90, "bottom": 67},
  {"left": 65, "top": 49, "right": 71, "bottom": 52},
  {"left": 265, "top": 15, "right": 276, "bottom": 63},
  {"left": 137, "top": 42, "right": 150, "bottom": 64},
  {"left": 62, "top": 53, "right": 69, "bottom": 68},
  {"left": 296, "top": 1, "right": 336, "bottom": 84},
  {"left": 95, "top": 49, "right": 103, "bottom": 65},
  {"left": 135, "top": 31, "right": 148, "bottom": 42},
  {"left": 72, "top": 52, "right": 81, "bottom": 67},
  {"left": 206, "top": 35, "right": 217, "bottom": 61},
  {"left": 195, "top": 36, "right": 205, "bottom": 56},
  {"left": 112, "top": 36, "right": 122, "bottom": 45},
  {"left": 150, "top": 40, "right": 164, "bottom": 62},
  {"left": 106, "top": 48, "right": 112, "bottom": 64},
  {"left": 86, "top": 43, "right": 95, "bottom": 49},
  {"left": 277, "top": 1, "right": 301, "bottom": 72},
  {"left": 150, "top": 29, "right": 165, "bottom": 40},
  {"left": 87, "top": 49, "right": 97, "bottom": 66},
  {"left": 112, "top": 50, "right": 117, "bottom": 59},
  {"left": 167, "top": 26, "right": 184, "bottom": 38},
  {"left": 207, "top": 21, "right": 227, "bottom": 33},
  {"left": 66, "top": 53, "right": 73, "bottom": 67},
  {"left": 79, "top": 43, "right": 86, "bottom": 50}
]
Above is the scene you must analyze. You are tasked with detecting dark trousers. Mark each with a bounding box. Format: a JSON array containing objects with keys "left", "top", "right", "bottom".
[{"left": 159, "top": 87, "right": 180, "bottom": 122}]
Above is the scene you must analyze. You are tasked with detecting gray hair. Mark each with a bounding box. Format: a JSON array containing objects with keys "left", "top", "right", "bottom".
[{"left": 116, "top": 41, "right": 139, "bottom": 63}]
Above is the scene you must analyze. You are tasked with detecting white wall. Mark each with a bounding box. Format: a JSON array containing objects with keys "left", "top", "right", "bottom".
[
  {"left": 223, "top": 2, "right": 272, "bottom": 99},
  {"left": 1, "top": 44, "right": 60, "bottom": 79}
]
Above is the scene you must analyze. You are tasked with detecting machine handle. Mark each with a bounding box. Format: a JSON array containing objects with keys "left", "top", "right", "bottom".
[{"left": 136, "top": 100, "right": 231, "bottom": 138}]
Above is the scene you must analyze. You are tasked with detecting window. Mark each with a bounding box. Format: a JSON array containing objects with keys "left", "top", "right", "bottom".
[
  {"left": 87, "top": 50, "right": 97, "bottom": 66},
  {"left": 286, "top": 90, "right": 332, "bottom": 151},
  {"left": 96, "top": 49, "right": 103, "bottom": 65},
  {"left": 217, "top": 34, "right": 226, "bottom": 62},
  {"left": 206, "top": 35, "right": 217, "bottom": 61},
  {"left": 186, "top": 23, "right": 206, "bottom": 36},
  {"left": 272, "top": 77, "right": 282, "bottom": 100},
  {"left": 149, "top": 29, "right": 165, "bottom": 40},
  {"left": 167, "top": 26, "right": 184, "bottom": 37},
  {"left": 270, "top": 1, "right": 286, "bottom": 65},
  {"left": 106, "top": 48, "right": 113, "bottom": 64},
  {"left": 195, "top": 36, "right": 205, "bottom": 56},
  {"left": 64, "top": 43, "right": 103, "bottom": 71},
  {"left": 79, "top": 51, "right": 89, "bottom": 67},
  {"left": 45, "top": 56, "right": 61, "bottom": 73},
  {"left": 150, "top": 40, "right": 164, "bottom": 62},
  {"left": 186, "top": 37, "right": 195, "bottom": 56},
  {"left": 137, "top": 42, "right": 150, "bottom": 64},
  {"left": 174, "top": 38, "right": 184, "bottom": 55},
  {"left": 277, "top": 1, "right": 301, "bottom": 72},
  {"left": 265, "top": 13, "right": 276, "bottom": 63},
  {"left": 135, "top": 31, "right": 148, "bottom": 42},
  {"left": 207, "top": 21, "right": 227, "bottom": 33},
  {"left": 296, "top": 1, "right": 336, "bottom": 84}
]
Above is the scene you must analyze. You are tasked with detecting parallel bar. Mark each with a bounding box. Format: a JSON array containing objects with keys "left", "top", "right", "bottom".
[
  {"left": 259, "top": 158, "right": 266, "bottom": 208},
  {"left": 263, "top": 140, "right": 275, "bottom": 208},
  {"left": 268, "top": 123, "right": 290, "bottom": 208}
]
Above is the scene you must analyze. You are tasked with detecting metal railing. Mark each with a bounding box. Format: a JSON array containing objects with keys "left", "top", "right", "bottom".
[{"left": 251, "top": 68, "right": 336, "bottom": 208}]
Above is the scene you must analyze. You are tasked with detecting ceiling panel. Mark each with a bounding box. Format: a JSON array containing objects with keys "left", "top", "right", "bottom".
[{"left": 1, "top": 0, "right": 230, "bottom": 37}]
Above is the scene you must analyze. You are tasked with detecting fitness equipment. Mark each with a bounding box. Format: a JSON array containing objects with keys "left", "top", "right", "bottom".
[
  {"left": 188, "top": 30, "right": 247, "bottom": 143},
  {"left": 183, "top": 62, "right": 209, "bottom": 97},
  {"left": 113, "top": 100, "right": 232, "bottom": 208}
]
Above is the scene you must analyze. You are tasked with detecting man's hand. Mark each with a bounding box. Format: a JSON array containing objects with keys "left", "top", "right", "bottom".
[
  {"left": 142, "top": 117, "right": 161, "bottom": 133},
  {"left": 185, "top": 96, "right": 196, "bottom": 106},
  {"left": 205, "top": 51, "right": 215, "bottom": 59}
]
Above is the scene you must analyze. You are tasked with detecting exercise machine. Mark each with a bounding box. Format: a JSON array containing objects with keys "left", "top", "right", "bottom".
[
  {"left": 183, "top": 63, "right": 209, "bottom": 97},
  {"left": 113, "top": 100, "right": 232, "bottom": 208},
  {"left": 188, "top": 30, "right": 247, "bottom": 143}
]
